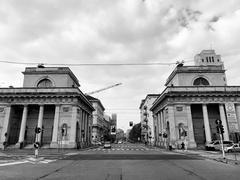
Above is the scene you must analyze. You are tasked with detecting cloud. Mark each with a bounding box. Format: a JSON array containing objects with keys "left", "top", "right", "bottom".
[{"left": 0, "top": 0, "right": 240, "bottom": 130}]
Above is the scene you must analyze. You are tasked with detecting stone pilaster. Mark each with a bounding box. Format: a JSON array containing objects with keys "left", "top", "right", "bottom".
[
  {"left": 50, "top": 105, "right": 60, "bottom": 148},
  {"left": 186, "top": 104, "right": 197, "bottom": 148},
  {"left": 219, "top": 104, "right": 230, "bottom": 141},
  {"left": 69, "top": 106, "right": 77, "bottom": 148},
  {"left": 0, "top": 105, "right": 11, "bottom": 149},
  {"left": 235, "top": 104, "right": 240, "bottom": 132},
  {"left": 168, "top": 105, "right": 177, "bottom": 145}
]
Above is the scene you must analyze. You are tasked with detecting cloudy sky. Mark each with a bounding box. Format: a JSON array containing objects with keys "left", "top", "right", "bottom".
[{"left": 0, "top": 0, "right": 240, "bottom": 131}]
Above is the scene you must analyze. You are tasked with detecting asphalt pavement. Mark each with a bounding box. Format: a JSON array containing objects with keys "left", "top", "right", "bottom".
[{"left": 0, "top": 143, "right": 240, "bottom": 180}]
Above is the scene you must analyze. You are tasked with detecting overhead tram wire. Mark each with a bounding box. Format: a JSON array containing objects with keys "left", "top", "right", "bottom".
[{"left": 0, "top": 59, "right": 194, "bottom": 66}]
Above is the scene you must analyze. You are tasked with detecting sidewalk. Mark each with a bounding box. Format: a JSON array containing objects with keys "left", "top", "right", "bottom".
[
  {"left": 0, "top": 146, "right": 98, "bottom": 161},
  {"left": 173, "top": 149, "right": 240, "bottom": 165}
]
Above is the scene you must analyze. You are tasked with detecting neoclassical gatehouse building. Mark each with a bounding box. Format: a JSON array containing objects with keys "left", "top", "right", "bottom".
[
  {"left": 151, "top": 50, "right": 240, "bottom": 149},
  {"left": 0, "top": 66, "right": 94, "bottom": 149}
]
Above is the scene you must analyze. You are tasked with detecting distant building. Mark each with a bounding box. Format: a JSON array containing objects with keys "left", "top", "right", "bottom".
[
  {"left": 139, "top": 94, "right": 159, "bottom": 144},
  {"left": 110, "top": 113, "right": 117, "bottom": 142},
  {"left": 0, "top": 66, "right": 94, "bottom": 149},
  {"left": 151, "top": 50, "right": 240, "bottom": 149}
]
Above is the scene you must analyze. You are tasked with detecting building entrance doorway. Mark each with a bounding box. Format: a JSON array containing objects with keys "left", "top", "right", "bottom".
[
  {"left": 191, "top": 104, "right": 206, "bottom": 146},
  {"left": 25, "top": 105, "right": 39, "bottom": 144},
  {"left": 42, "top": 105, "right": 55, "bottom": 145},
  {"left": 8, "top": 105, "right": 23, "bottom": 145}
]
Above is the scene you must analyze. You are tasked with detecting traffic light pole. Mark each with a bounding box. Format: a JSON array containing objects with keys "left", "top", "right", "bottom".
[
  {"left": 35, "top": 133, "right": 39, "bottom": 159},
  {"left": 219, "top": 133, "right": 225, "bottom": 159},
  {"left": 215, "top": 119, "right": 225, "bottom": 159}
]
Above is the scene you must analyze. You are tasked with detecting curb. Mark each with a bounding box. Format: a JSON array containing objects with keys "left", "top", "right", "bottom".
[{"left": 173, "top": 149, "right": 240, "bottom": 166}]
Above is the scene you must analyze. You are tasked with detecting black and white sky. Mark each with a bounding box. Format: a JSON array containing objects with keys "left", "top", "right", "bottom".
[{"left": 1, "top": 0, "right": 240, "bottom": 131}]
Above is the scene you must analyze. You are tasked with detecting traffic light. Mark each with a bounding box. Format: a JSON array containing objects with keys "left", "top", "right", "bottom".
[
  {"left": 35, "top": 127, "right": 41, "bottom": 134},
  {"left": 215, "top": 119, "right": 224, "bottom": 134},
  {"left": 129, "top": 121, "right": 133, "bottom": 127},
  {"left": 219, "top": 124, "right": 224, "bottom": 134},
  {"left": 34, "top": 142, "right": 40, "bottom": 149},
  {"left": 112, "top": 127, "right": 116, "bottom": 132},
  {"left": 163, "top": 133, "right": 168, "bottom": 138}
]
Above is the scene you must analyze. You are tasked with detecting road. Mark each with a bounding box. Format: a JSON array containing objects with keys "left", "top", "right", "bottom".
[{"left": 0, "top": 143, "right": 240, "bottom": 180}]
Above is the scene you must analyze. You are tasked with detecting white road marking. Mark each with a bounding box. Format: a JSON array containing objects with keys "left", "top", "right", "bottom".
[{"left": 0, "top": 160, "right": 29, "bottom": 167}]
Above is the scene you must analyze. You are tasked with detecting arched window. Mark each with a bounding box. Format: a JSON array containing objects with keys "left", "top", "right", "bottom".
[
  {"left": 37, "top": 79, "right": 53, "bottom": 87},
  {"left": 193, "top": 77, "right": 210, "bottom": 86}
]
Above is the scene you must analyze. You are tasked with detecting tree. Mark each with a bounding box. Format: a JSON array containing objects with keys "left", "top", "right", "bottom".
[{"left": 128, "top": 123, "right": 141, "bottom": 142}]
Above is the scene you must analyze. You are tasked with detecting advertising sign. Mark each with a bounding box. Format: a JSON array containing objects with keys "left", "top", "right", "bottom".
[{"left": 225, "top": 102, "right": 240, "bottom": 132}]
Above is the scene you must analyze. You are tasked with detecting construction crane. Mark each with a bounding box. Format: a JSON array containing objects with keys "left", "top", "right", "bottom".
[{"left": 86, "top": 83, "right": 122, "bottom": 95}]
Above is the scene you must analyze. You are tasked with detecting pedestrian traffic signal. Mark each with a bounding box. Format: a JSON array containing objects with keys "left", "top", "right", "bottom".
[
  {"left": 215, "top": 119, "right": 222, "bottom": 125},
  {"left": 34, "top": 142, "right": 40, "bottom": 149},
  {"left": 35, "top": 127, "right": 41, "bottom": 134}
]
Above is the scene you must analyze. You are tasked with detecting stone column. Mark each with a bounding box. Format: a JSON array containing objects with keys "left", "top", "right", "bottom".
[
  {"left": 36, "top": 105, "right": 44, "bottom": 143},
  {"left": 219, "top": 104, "right": 230, "bottom": 141},
  {"left": 157, "top": 113, "right": 160, "bottom": 144},
  {"left": 186, "top": 104, "right": 197, "bottom": 148},
  {"left": 0, "top": 105, "right": 11, "bottom": 148},
  {"left": 160, "top": 110, "right": 164, "bottom": 131},
  {"left": 85, "top": 113, "right": 88, "bottom": 143},
  {"left": 79, "top": 109, "right": 82, "bottom": 143},
  {"left": 69, "top": 106, "right": 77, "bottom": 148},
  {"left": 153, "top": 114, "right": 158, "bottom": 146},
  {"left": 202, "top": 104, "right": 211, "bottom": 143},
  {"left": 50, "top": 105, "right": 60, "bottom": 148},
  {"left": 82, "top": 111, "right": 85, "bottom": 142},
  {"left": 16, "top": 105, "right": 28, "bottom": 148}
]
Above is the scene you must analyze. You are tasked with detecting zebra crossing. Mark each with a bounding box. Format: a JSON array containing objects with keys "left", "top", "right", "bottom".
[{"left": 87, "top": 145, "right": 161, "bottom": 152}]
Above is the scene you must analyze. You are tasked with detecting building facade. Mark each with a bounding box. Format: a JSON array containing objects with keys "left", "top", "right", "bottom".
[
  {"left": 86, "top": 95, "right": 110, "bottom": 143},
  {"left": 0, "top": 66, "right": 94, "bottom": 149},
  {"left": 151, "top": 50, "right": 240, "bottom": 149},
  {"left": 139, "top": 94, "right": 159, "bottom": 144}
]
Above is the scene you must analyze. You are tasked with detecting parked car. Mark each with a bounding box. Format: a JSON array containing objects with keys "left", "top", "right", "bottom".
[
  {"left": 103, "top": 141, "right": 111, "bottom": 149},
  {"left": 205, "top": 140, "right": 234, "bottom": 151},
  {"left": 224, "top": 143, "right": 240, "bottom": 153},
  {"left": 91, "top": 141, "right": 102, "bottom": 146}
]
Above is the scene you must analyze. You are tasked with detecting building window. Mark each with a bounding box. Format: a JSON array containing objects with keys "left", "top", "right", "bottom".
[
  {"left": 206, "top": 57, "right": 208, "bottom": 62},
  {"left": 37, "top": 79, "right": 53, "bottom": 87},
  {"left": 212, "top": 57, "right": 214, "bottom": 62},
  {"left": 202, "top": 59, "right": 204, "bottom": 62},
  {"left": 193, "top": 77, "right": 210, "bottom": 86}
]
